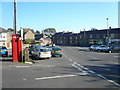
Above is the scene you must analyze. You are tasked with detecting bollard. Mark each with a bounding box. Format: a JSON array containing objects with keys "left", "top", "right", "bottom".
[{"left": 23, "top": 47, "right": 35, "bottom": 64}]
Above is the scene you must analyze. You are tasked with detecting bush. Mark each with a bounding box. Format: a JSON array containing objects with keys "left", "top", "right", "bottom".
[{"left": 23, "top": 40, "right": 35, "bottom": 44}]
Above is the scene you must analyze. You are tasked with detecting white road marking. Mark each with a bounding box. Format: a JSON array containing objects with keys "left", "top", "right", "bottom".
[
  {"left": 35, "top": 73, "right": 87, "bottom": 80},
  {"left": 72, "top": 64, "right": 88, "bottom": 73},
  {"left": 8, "top": 64, "right": 56, "bottom": 68},
  {"left": 74, "top": 63, "right": 96, "bottom": 74},
  {"left": 97, "top": 74, "right": 120, "bottom": 86},
  {"left": 63, "top": 53, "right": 120, "bottom": 87},
  {"left": 69, "top": 59, "right": 72, "bottom": 61},
  {"left": 63, "top": 53, "right": 67, "bottom": 57},
  {"left": 16, "top": 66, "right": 30, "bottom": 68},
  {"left": 23, "top": 79, "right": 27, "bottom": 81},
  {"left": 32, "top": 64, "right": 56, "bottom": 67}
]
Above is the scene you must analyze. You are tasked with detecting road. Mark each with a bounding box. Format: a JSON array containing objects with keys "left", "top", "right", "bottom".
[{"left": 1, "top": 46, "right": 120, "bottom": 88}]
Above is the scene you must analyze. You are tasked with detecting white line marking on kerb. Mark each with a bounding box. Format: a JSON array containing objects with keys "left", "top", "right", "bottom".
[{"left": 35, "top": 73, "right": 87, "bottom": 80}]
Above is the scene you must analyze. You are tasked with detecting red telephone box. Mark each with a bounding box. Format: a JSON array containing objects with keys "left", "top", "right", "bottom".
[
  {"left": 18, "top": 37, "right": 22, "bottom": 62},
  {"left": 12, "top": 34, "right": 22, "bottom": 62}
]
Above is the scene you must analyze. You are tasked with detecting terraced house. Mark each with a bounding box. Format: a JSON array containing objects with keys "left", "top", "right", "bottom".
[
  {"left": 23, "top": 28, "right": 35, "bottom": 41},
  {"left": 52, "top": 28, "right": 120, "bottom": 46},
  {"left": 0, "top": 27, "right": 14, "bottom": 48}
]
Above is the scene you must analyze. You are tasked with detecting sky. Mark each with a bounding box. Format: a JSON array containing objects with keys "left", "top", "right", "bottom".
[{"left": 1, "top": 1, "right": 119, "bottom": 33}]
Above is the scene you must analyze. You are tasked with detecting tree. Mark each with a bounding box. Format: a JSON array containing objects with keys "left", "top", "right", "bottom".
[
  {"left": 90, "top": 28, "right": 97, "bottom": 31},
  {"left": 43, "top": 28, "right": 56, "bottom": 37},
  {"left": 44, "top": 28, "right": 56, "bottom": 34},
  {"left": 18, "top": 28, "right": 35, "bottom": 34},
  {"left": 36, "top": 30, "right": 40, "bottom": 34},
  {"left": 7, "top": 28, "right": 14, "bottom": 31}
]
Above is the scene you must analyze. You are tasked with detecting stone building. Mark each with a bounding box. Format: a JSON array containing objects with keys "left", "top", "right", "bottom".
[{"left": 52, "top": 28, "right": 120, "bottom": 47}]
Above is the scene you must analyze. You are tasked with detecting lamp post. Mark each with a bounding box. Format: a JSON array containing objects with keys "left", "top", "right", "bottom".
[{"left": 106, "top": 17, "right": 109, "bottom": 44}]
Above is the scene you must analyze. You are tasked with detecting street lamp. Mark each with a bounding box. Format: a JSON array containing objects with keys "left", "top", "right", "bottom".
[{"left": 106, "top": 17, "right": 109, "bottom": 44}]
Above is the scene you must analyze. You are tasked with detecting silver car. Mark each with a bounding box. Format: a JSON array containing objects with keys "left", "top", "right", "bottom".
[
  {"left": 97, "top": 45, "right": 110, "bottom": 52},
  {"left": 89, "top": 45, "right": 99, "bottom": 51},
  {"left": 31, "top": 45, "right": 51, "bottom": 59}
]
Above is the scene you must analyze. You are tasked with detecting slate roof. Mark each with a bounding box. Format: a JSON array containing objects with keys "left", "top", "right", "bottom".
[
  {"left": 0, "top": 27, "right": 7, "bottom": 33},
  {"left": 79, "top": 28, "right": 120, "bottom": 35},
  {"left": 53, "top": 32, "right": 73, "bottom": 36}
]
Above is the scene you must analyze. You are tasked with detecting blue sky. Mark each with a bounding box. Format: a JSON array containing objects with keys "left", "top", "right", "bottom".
[{"left": 1, "top": 2, "right": 118, "bottom": 33}]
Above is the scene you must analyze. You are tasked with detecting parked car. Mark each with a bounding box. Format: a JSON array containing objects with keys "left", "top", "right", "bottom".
[
  {"left": 97, "top": 45, "right": 110, "bottom": 52},
  {"left": 109, "top": 45, "right": 120, "bottom": 53},
  {"left": 29, "top": 45, "right": 34, "bottom": 54},
  {"left": 0, "top": 46, "right": 8, "bottom": 57},
  {"left": 48, "top": 46, "right": 63, "bottom": 57},
  {"left": 31, "top": 45, "right": 51, "bottom": 59},
  {"left": 89, "top": 45, "right": 99, "bottom": 51}
]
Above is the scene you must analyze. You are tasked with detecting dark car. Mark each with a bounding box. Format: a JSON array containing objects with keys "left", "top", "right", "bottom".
[
  {"left": 0, "top": 46, "right": 8, "bottom": 57},
  {"left": 109, "top": 45, "right": 120, "bottom": 53},
  {"left": 49, "top": 46, "right": 63, "bottom": 57}
]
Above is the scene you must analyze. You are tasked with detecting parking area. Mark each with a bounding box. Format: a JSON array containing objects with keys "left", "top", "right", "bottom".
[{"left": 1, "top": 46, "right": 120, "bottom": 88}]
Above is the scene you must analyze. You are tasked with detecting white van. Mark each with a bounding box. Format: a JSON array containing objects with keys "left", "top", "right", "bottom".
[{"left": 31, "top": 45, "right": 51, "bottom": 59}]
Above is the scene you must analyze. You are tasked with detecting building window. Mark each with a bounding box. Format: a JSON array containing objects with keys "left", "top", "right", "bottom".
[
  {"left": 110, "top": 34, "right": 115, "bottom": 38},
  {"left": 90, "top": 35, "right": 93, "bottom": 38},
  {"left": 76, "top": 37, "right": 77, "bottom": 39},
  {"left": 80, "top": 35, "right": 81, "bottom": 39},
  {"left": 96, "top": 34, "right": 99, "bottom": 38},
  {"left": 3, "top": 42, "right": 5, "bottom": 46}
]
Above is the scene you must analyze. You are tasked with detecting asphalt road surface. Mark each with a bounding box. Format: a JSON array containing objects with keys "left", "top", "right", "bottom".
[{"left": 1, "top": 46, "right": 120, "bottom": 88}]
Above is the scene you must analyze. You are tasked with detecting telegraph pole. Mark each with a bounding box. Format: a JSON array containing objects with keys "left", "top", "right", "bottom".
[
  {"left": 14, "top": 0, "right": 17, "bottom": 34},
  {"left": 84, "top": 29, "right": 86, "bottom": 46}
]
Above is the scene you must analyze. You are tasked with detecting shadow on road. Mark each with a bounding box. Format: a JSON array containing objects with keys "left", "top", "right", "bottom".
[
  {"left": 0, "top": 57, "right": 12, "bottom": 62},
  {"left": 89, "top": 59, "right": 102, "bottom": 61},
  {"left": 84, "top": 64, "right": 120, "bottom": 84},
  {"left": 29, "top": 56, "right": 49, "bottom": 61},
  {"left": 79, "top": 49, "right": 89, "bottom": 52}
]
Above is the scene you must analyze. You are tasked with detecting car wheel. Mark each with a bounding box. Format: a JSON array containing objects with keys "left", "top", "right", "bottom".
[
  {"left": 5, "top": 52, "right": 8, "bottom": 57},
  {"left": 5, "top": 54, "right": 8, "bottom": 57},
  {"left": 60, "top": 55, "right": 62, "bottom": 57},
  {"left": 109, "top": 50, "right": 112, "bottom": 53}
]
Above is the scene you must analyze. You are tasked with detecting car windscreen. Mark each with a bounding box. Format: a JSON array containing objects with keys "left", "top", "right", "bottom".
[
  {"left": 0, "top": 46, "right": 7, "bottom": 49},
  {"left": 53, "top": 48, "right": 61, "bottom": 51},
  {"left": 100, "top": 46, "right": 106, "bottom": 47},
  {"left": 40, "top": 49, "right": 49, "bottom": 52}
]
